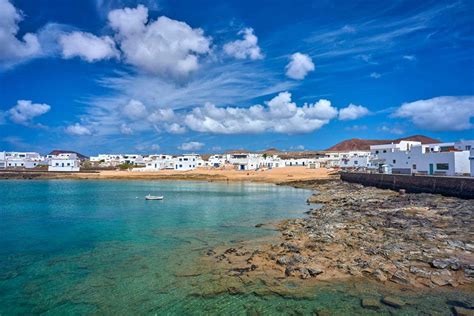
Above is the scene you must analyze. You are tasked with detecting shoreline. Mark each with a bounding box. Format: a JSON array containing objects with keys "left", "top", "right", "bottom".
[
  {"left": 0, "top": 166, "right": 336, "bottom": 184},
  {"left": 205, "top": 178, "right": 474, "bottom": 294}
]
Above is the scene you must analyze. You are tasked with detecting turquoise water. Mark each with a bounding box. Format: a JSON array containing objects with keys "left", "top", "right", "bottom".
[{"left": 0, "top": 180, "right": 472, "bottom": 315}]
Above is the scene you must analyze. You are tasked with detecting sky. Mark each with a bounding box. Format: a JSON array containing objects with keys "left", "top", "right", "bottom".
[{"left": 0, "top": 0, "right": 473, "bottom": 155}]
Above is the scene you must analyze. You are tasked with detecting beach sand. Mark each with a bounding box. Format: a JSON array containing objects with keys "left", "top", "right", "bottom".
[{"left": 1, "top": 166, "right": 334, "bottom": 183}]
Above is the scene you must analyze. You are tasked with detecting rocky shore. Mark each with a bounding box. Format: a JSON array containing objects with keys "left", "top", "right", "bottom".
[{"left": 208, "top": 179, "right": 474, "bottom": 291}]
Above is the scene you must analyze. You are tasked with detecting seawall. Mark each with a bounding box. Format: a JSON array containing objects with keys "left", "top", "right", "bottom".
[{"left": 340, "top": 172, "right": 474, "bottom": 199}]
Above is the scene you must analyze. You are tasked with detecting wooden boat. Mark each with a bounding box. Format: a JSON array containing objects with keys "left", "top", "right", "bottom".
[{"left": 145, "top": 194, "right": 164, "bottom": 200}]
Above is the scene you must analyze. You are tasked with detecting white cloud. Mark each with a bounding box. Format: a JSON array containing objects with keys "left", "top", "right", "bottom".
[
  {"left": 150, "top": 144, "right": 160, "bottom": 151},
  {"left": 285, "top": 53, "right": 315, "bottom": 80},
  {"left": 66, "top": 123, "right": 92, "bottom": 136},
  {"left": 164, "top": 123, "right": 186, "bottom": 134},
  {"left": 8, "top": 100, "right": 50, "bottom": 125},
  {"left": 108, "top": 5, "right": 211, "bottom": 79},
  {"left": 120, "top": 123, "right": 133, "bottom": 135},
  {"left": 223, "top": 28, "right": 263, "bottom": 60},
  {"left": 59, "top": 31, "right": 119, "bottom": 62},
  {"left": 184, "top": 91, "right": 338, "bottom": 134},
  {"left": 123, "top": 99, "right": 147, "bottom": 120},
  {"left": 378, "top": 125, "right": 404, "bottom": 135},
  {"left": 345, "top": 124, "right": 368, "bottom": 131},
  {"left": 0, "top": 0, "right": 42, "bottom": 69},
  {"left": 370, "top": 72, "right": 381, "bottom": 79},
  {"left": 178, "top": 141, "right": 204, "bottom": 151},
  {"left": 403, "top": 55, "right": 416, "bottom": 61},
  {"left": 338, "top": 103, "right": 370, "bottom": 120},
  {"left": 393, "top": 96, "right": 474, "bottom": 131}
]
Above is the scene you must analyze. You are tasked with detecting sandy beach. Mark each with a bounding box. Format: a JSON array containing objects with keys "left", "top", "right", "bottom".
[{"left": 0, "top": 166, "right": 335, "bottom": 183}]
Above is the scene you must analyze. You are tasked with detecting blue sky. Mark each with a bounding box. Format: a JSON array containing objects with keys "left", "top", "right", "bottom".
[{"left": 0, "top": 0, "right": 473, "bottom": 155}]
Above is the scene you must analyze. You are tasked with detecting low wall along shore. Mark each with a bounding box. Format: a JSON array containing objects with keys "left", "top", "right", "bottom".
[{"left": 340, "top": 172, "right": 474, "bottom": 199}]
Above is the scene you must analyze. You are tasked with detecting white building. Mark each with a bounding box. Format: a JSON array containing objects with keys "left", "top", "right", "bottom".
[
  {"left": 0, "top": 151, "right": 5, "bottom": 168},
  {"left": 208, "top": 155, "right": 226, "bottom": 168},
  {"left": 470, "top": 149, "right": 474, "bottom": 177},
  {"left": 317, "top": 150, "right": 371, "bottom": 169},
  {"left": 2, "top": 152, "right": 44, "bottom": 169},
  {"left": 370, "top": 140, "right": 472, "bottom": 176},
  {"left": 173, "top": 155, "right": 197, "bottom": 171},
  {"left": 284, "top": 158, "right": 315, "bottom": 167},
  {"left": 48, "top": 153, "right": 80, "bottom": 172}
]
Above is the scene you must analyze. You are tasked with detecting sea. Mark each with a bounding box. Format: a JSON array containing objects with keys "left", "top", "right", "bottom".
[{"left": 0, "top": 180, "right": 472, "bottom": 315}]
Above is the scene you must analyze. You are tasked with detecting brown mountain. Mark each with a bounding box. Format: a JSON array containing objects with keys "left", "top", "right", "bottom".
[{"left": 325, "top": 135, "right": 441, "bottom": 151}]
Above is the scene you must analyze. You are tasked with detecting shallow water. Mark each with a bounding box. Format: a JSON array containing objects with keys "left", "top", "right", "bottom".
[{"left": 0, "top": 180, "right": 472, "bottom": 315}]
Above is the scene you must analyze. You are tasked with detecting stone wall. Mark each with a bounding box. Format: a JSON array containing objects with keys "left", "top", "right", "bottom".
[{"left": 340, "top": 172, "right": 474, "bottom": 199}]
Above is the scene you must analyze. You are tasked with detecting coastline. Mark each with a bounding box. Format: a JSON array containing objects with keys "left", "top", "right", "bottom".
[
  {"left": 205, "top": 178, "right": 474, "bottom": 295},
  {"left": 0, "top": 166, "right": 335, "bottom": 184}
]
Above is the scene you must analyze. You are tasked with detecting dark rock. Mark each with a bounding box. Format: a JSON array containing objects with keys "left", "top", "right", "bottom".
[
  {"left": 382, "top": 296, "right": 405, "bottom": 308},
  {"left": 361, "top": 298, "right": 381, "bottom": 309},
  {"left": 255, "top": 223, "right": 264, "bottom": 228},
  {"left": 283, "top": 243, "right": 301, "bottom": 253},
  {"left": 307, "top": 268, "right": 323, "bottom": 277},
  {"left": 431, "top": 258, "right": 460, "bottom": 270},
  {"left": 224, "top": 248, "right": 237, "bottom": 254},
  {"left": 453, "top": 306, "right": 474, "bottom": 316},
  {"left": 285, "top": 266, "right": 296, "bottom": 277},
  {"left": 390, "top": 271, "right": 411, "bottom": 285},
  {"left": 277, "top": 256, "right": 289, "bottom": 265}
]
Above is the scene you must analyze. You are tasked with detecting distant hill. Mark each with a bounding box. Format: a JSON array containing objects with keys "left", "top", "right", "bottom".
[
  {"left": 325, "top": 135, "right": 441, "bottom": 151},
  {"left": 48, "top": 150, "right": 89, "bottom": 160}
]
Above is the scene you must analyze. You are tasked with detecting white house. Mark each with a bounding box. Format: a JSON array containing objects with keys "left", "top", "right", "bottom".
[
  {"left": 48, "top": 153, "right": 80, "bottom": 172},
  {"left": 173, "top": 155, "right": 197, "bottom": 171},
  {"left": 2, "top": 152, "right": 44, "bottom": 169},
  {"left": 370, "top": 140, "right": 472, "bottom": 176},
  {"left": 208, "top": 155, "right": 226, "bottom": 168}
]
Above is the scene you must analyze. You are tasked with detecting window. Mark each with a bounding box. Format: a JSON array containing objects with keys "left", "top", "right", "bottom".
[
  {"left": 467, "top": 145, "right": 472, "bottom": 150},
  {"left": 375, "top": 150, "right": 379, "bottom": 154},
  {"left": 436, "top": 163, "right": 449, "bottom": 170},
  {"left": 392, "top": 160, "right": 396, "bottom": 164},
  {"left": 354, "top": 161, "right": 358, "bottom": 165},
  {"left": 412, "top": 164, "right": 416, "bottom": 169},
  {"left": 383, "top": 150, "right": 387, "bottom": 153}
]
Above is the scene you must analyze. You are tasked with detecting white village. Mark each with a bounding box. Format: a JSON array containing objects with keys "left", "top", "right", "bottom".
[{"left": 2, "top": 139, "right": 473, "bottom": 177}]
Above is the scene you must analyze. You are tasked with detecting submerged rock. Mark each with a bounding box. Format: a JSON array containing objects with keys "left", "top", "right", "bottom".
[
  {"left": 382, "top": 296, "right": 405, "bottom": 308},
  {"left": 361, "top": 298, "right": 381, "bottom": 309}
]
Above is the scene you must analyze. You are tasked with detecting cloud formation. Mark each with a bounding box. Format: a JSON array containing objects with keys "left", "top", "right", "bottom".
[
  {"left": 184, "top": 92, "right": 338, "bottom": 134},
  {"left": 224, "top": 28, "right": 263, "bottom": 60},
  {"left": 8, "top": 100, "right": 50, "bottom": 125},
  {"left": 285, "top": 53, "right": 315, "bottom": 80},
  {"left": 370, "top": 72, "right": 381, "bottom": 79},
  {"left": 59, "top": 32, "right": 119, "bottom": 62},
  {"left": 393, "top": 96, "right": 474, "bottom": 131},
  {"left": 66, "top": 123, "right": 92, "bottom": 135},
  {"left": 108, "top": 5, "right": 211, "bottom": 79},
  {"left": 178, "top": 141, "right": 204, "bottom": 151},
  {"left": 338, "top": 104, "right": 370, "bottom": 120},
  {"left": 0, "top": 0, "right": 42, "bottom": 69},
  {"left": 123, "top": 99, "right": 147, "bottom": 120}
]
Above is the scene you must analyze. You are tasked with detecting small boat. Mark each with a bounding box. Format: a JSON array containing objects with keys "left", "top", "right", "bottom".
[{"left": 145, "top": 194, "right": 164, "bottom": 200}]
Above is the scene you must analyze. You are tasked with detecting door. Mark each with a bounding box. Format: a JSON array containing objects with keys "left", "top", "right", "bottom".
[{"left": 429, "top": 163, "right": 434, "bottom": 175}]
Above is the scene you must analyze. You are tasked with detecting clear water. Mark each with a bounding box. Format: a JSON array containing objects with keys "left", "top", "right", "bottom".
[{"left": 0, "top": 180, "right": 472, "bottom": 315}]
